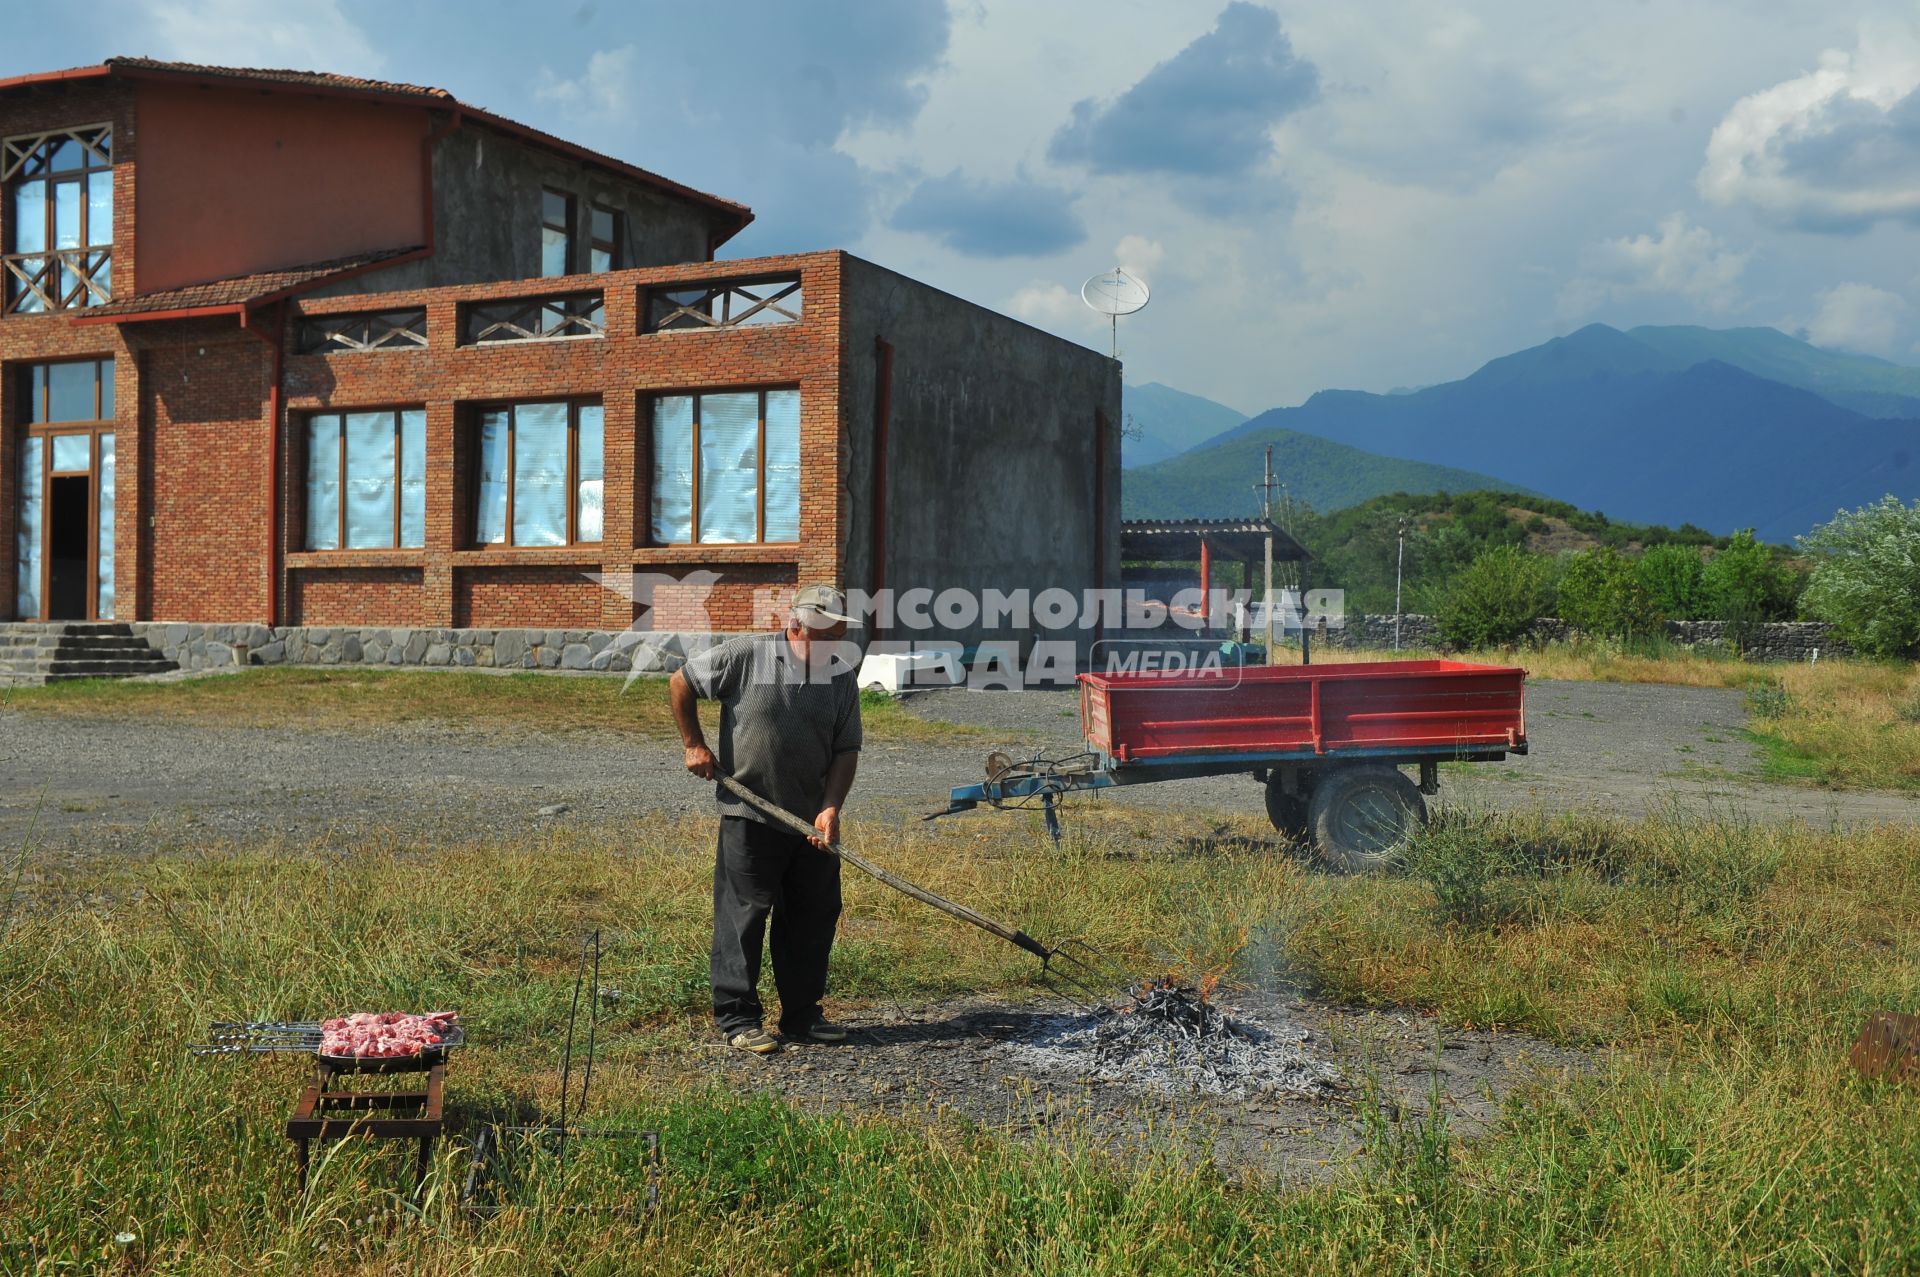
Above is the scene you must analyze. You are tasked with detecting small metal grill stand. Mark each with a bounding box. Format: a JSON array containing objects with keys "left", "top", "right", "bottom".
[
  {"left": 286, "top": 1057, "right": 446, "bottom": 1196},
  {"left": 462, "top": 930, "right": 662, "bottom": 1221}
]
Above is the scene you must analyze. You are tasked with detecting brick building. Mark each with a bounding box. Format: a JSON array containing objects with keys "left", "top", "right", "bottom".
[{"left": 1, "top": 59, "right": 1117, "bottom": 652}]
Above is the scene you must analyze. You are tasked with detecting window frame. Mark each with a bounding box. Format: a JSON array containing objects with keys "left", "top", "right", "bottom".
[
  {"left": 470, "top": 398, "right": 604, "bottom": 548},
  {"left": 301, "top": 406, "right": 428, "bottom": 552},
  {"left": 3, "top": 123, "right": 114, "bottom": 313},
  {"left": 647, "top": 386, "right": 801, "bottom": 548},
  {"left": 15, "top": 357, "right": 115, "bottom": 621},
  {"left": 540, "top": 187, "right": 576, "bottom": 278},
  {"left": 588, "top": 201, "right": 621, "bottom": 273}
]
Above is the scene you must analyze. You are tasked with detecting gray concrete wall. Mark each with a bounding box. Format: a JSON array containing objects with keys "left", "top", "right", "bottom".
[
  {"left": 838, "top": 255, "right": 1122, "bottom": 653},
  {"left": 310, "top": 122, "right": 719, "bottom": 296}
]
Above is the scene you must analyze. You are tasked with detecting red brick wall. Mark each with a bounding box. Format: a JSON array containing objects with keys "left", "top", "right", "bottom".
[
  {"left": 141, "top": 324, "right": 270, "bottom": 621},
  {"left": 454, "top": 565, "right": 603, "bottom": 629},
  {"left": 290, "top": 566, "right": 422, "bottom": 626}
]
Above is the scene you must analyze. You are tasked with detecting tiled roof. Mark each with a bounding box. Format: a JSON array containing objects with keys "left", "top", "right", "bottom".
[
  {"left": 78, "top": 247, "right": 422, "bottom": 319},
  {"left": 0, "top": 58, "right": 752, "bottom": 236},
  {"left": 102, "top": 57, "right": 454, "bottom": 102}
]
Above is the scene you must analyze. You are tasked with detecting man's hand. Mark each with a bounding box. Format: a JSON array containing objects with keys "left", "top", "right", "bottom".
[
  {"left": 684, "top": 743, "right": 716, "bottom": 779},
  {"left": 811, "top": 805, "right": 840, "bottom": 851}
]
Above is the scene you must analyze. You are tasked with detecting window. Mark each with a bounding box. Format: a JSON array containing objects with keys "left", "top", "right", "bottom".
[
  {"left": 646, "top": 276, "right": 803, "bottom": 331},
  {"left": 540, "top": 188, "right": 574, "bottom": 277},
  {"left": 473, "top": 401, "right": 603, "bottom": 547},
  {"left": 297, "top": 309, "right": 427, "bottom": 354},
  {"left": 589, "top": 202, "right": 621, "bottom": 272},
  {"left": 463, "top": 292, "right": 604, "bottom": 343},
  {"left": 305, "top": 409, "right": 427, "bottom": 550},
  {"left": 15, "top": 359, "right": 115, "bottom": 620},
  {"left": 650, "top": 389, "right": 799, "bottom": 545},
  {"left": 3, "top": 125, "right": 112, "bottom": 314}
]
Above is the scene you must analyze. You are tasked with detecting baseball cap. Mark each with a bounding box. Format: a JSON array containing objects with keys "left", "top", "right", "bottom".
[{"left": 793, "top": 583, "right": 857, "bottom": 624}]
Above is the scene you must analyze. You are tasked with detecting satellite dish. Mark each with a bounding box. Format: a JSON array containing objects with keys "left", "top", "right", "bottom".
[
  {"left": 1081, "top": 267, "right": 1150, "bottom": 316},
  {"left": 1081, "top": 266, "right": 1150, "bottom": 360}
]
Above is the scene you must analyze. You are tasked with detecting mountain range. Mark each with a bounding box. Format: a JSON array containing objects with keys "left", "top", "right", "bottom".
[
  {"left": 1137, "top": 324, "right": 1919, "bottom": 542},
  {"left": 1121, "top": 381, "right": 1249, "bottom": 468}
]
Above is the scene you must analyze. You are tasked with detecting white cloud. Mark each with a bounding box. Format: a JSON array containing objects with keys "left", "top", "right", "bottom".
[
  {"left": 534, "top": 46, "right": 635, "bottom": 119},
  {"left": 1699, "top": 21, "right": 1920, "bottom": 230},
  {"left": 1008, "top": 281, "right": 1089, "bottom": 330},
  {"left": 1114, "top": 234, "right": 1164, "bottom": 281},
  {"left": 133, "top": 0, "right": 385, "bottom": 76},
  {"left": 1805, "top": 282, "right": 1908, "bottom": 355},
  {"left": 1559, "top": 213, "right": 1750, "bottom": 317}
]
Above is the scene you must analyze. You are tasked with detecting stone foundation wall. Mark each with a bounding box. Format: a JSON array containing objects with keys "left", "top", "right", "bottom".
[{"left": 129, "top": 622, "right": 745, "bottom": 674}]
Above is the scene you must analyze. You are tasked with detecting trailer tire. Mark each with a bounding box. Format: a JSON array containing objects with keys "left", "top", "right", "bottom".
[
  {"left": 1308, "top": 764, "right": 1427, "bottom": 872},
  {"left": 1263, "top": 777, "right": 1310, "bottom": 843}
]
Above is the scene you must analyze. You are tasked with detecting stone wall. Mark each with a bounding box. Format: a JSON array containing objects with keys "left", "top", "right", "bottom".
[
  {"left": 129, "top": 622, "right": 742, "bottom": 674},
  {"left": 1315, "top": 614, "right": 1850, "bottom": 661}
]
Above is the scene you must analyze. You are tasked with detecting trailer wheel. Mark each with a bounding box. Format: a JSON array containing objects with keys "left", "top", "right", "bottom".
[
  {"left": 1308, "top": 764, "right": 1427, "bottom": 872},
  {"left": 1263, "top": 776, "right": 1310, "bottom": 843}
]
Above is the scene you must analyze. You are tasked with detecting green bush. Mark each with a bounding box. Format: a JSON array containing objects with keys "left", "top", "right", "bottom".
[
  {"left": 1797, "top": 496, "right": 1920, "bottom": 659},
  {"left": 1637, "top": 543, "right": 1706, "bottom": 619},
  {"left": 1701, "top": 530, "right": 1798, "bottom": 647},
  {"left": 1434, "top": 544, "right": 1553, "bottom": 648},
  {"left": 1556, "top": 546, "right": 1666, "bottom": 639}
]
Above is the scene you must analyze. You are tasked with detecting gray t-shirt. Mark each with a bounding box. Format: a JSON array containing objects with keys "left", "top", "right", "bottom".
[{"left": 682, "top": 632, "right": 863, "bottom": 826}]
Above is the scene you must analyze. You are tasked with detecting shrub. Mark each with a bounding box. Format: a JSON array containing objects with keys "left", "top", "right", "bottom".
[
  {"left": 1434, "top": 544, "right": 1553, "bottom": 649},
  {"left": 1637, "top": 543, "right": 1705, "bottom": 619},
  {"left": 1797, "top": 496, "right": 1920, "bottom": 659},
  {"left": 1701, "top": 530, "right": 1796, "bottom": 647},
  {"left": 1556, "top": 546, "right": 1666, "bottom": 639}
]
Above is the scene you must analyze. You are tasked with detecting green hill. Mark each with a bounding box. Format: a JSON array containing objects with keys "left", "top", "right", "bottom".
[
  {"left": 1120, "top": 425, "right": 1526, "bottom": 520},
  {"left": 1122, "top": 382, "right": 1248, "bottom": 468}
]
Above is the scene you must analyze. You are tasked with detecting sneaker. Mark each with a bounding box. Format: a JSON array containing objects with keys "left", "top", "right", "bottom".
[
  {"left": 784, "top": 1017, "right": 849, "bottom": 1043},
  {"left": 726, "top": 1027, "right": 781, "bottom": 1055}
]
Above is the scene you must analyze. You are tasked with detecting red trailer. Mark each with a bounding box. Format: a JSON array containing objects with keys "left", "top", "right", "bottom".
[{"left": 936, "top": 659, "right": 1527, "bottom": 870}]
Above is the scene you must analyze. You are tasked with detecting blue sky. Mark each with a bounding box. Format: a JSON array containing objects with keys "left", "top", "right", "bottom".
[{"left": 10, "top": 0, "right": 1920, "bottom": 413}]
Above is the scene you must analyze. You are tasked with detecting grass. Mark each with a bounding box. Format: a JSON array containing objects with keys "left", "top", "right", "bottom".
[
  {"left": 5, "top": 803, "right": 1919, "bottom": 1273},
  {"left": 0, "top": 666, "right": 994, "bottom": 746},
  {"left": 1323, "top": 641, "right": 1920, "bottom": 792}
]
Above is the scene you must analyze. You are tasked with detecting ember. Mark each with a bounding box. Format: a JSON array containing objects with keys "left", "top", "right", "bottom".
[{"left": 1013, "top": 981, "right": 1344, "bottom": 1098}]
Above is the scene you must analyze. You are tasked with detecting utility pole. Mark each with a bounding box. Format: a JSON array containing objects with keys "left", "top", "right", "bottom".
[
  {"left": 1394, "top": 516, "right": 1406, "bottom": 651},
  {"left": 1255, "top": 446, "right": 1280, "bottom": 665}
]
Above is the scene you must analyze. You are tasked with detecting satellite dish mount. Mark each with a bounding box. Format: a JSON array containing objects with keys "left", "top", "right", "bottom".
[{"left": 1081, "top": 266, "right": 1150, "bottom": 361}]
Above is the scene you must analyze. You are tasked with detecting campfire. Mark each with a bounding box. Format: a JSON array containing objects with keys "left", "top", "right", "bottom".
[{"left": 1015, "top": 974, "right": 1343, "bottom": 1099}]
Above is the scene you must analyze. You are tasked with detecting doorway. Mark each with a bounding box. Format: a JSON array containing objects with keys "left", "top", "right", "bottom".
[{"left": 46, "top": 474, "right": 91, "bottom": 620}]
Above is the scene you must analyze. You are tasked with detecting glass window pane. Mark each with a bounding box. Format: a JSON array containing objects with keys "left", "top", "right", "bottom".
[
  {"left": 14, "top": 180, "right": 45, "bottom": 253},
  {"left": 698, "top": 392, "right": 760, "bottom": 544},
  {"left": 86, "top": 171, "right": 112, "bottom": 246},
  {"left": 305, "top": 415, "right": 341, "bottom": 550},
  {"left": 591, "top": 206, "right": 614, "bottom": 240},
  {"left": 49, "top": 137, "right": 81, "bottom": 171},
  {"left": 344, "top": 411, "right": 397, "bottom": 548},
  {"left": 96, "top": 434, "right": 115, "bottom": 619},
  {"left": 543, "top": 190, "right": 570, "bottom": 223},
  {"left": 54, "top": 180, "right": 81, "bottom": 249},
  {"left": 511, "top": 402, "right": 569, "bottom": 546},
  {"left": 540, "top": 227, "right": 569, "bottom": 278},
  {"left": 23, "top": 366, "right": 45, "bottom": 424},
  {"left": 12, "top": 258, "right": 47, "bottom": 313},
  {"left": 576, "top": 404, "right": 603, "bottom": 543},
  {"left": 99, "top": 359, "right": 114, "bottom": 419},
  {"left": 763, "top": 389, "right": 801, "bottom": 542},
  {"left": 399, "top": 409, "right": 426, "bottom": 548},
  {"left": 47, "top": 362, "right": 95, "bottom": 422},
  {"left": 650, "top": 395, "right": 694, "bottom": 544},
  {"left": 476, "top": 410, "right": 509, "bottom": 544},
  {"left": 16, "top": 438, "right": 42, "bottom": 618},
  {"left": 590, "top": 247, "right": 611, "bottom": 273},
  {"left": 51, "top": 434, "right": 90, "bottom": 472}
]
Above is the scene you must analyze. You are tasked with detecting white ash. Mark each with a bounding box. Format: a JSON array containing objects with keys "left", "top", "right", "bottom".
[{"left": 1007, "top": 986, "right": 1345, "bottom": 1099}]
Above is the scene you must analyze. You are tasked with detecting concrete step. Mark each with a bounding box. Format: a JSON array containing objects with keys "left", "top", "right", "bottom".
[
  {"left": 0, "top": 636, "right": 158, "bottom": 655},
  {"left": 0, "top": 658, "right": 175, "bottom": 677}
]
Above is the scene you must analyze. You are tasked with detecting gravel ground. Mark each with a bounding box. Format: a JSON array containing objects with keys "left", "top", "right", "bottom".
[
  {"left": 1, "top": 677, "right": 1914, "bottom": 858},
  {"left": 662, "top": 989, "right": 1599, "bottom": 1180}
]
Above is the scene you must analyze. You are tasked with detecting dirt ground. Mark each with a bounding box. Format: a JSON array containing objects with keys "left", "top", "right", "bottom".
[
  {"left": 662, "top": 989, "right": 1600, "bottom": 1180},
  {"left": 2, "top": 676, "right": 1914, "bottom": 856}
]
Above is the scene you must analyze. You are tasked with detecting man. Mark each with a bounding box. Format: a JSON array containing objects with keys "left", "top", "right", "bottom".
[{"left": 669, "top": 584, "right": 863, "bottom": 1055}]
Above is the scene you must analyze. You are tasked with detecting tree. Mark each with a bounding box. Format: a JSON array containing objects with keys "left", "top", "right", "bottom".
[
  {"left": 1557, "top": 546, "right": 1666, "bottom": 639},
  {"left": 1638, "top": 543, "right": 1705, "bottom": 619},
  {"left": 1797, "top": 496, "right": 1920, "bottom": 659},
  {"left": 1701, "top": 530, "right": 1794, "bottom": 646},
  {"left": 1435, "top": 544, "right": 1554, "bottom": 649}
]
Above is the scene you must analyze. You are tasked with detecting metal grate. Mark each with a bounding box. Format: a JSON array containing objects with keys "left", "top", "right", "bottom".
[
  {"left": 297, "top": 309, "right": 428, "bottom": 354},
  {"left": 646, "top": 277, "right": 802, "bottom": 332},
  {"left": 464, "top": 292, "right": 605, "bottom": 344}
]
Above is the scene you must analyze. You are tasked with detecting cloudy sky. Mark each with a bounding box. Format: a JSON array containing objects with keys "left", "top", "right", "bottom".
[{"left": 11, "top": 1, "right": 1920, "bottom": 413}]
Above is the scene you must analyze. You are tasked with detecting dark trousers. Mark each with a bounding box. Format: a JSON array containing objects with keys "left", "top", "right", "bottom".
[{"left": 711, "top": 815, "right": 842, "bottom": 1036}]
